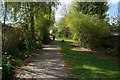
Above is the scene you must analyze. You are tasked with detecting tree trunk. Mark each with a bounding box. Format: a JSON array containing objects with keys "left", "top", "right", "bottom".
[
  {"left": 30, "top": 13, "right": 35, "bottom": 39},
  {"left": 2, "top": 2, "right": 7, "bottom": 53}
]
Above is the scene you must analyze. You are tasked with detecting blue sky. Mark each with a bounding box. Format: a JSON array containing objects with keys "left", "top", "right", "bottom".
[
  {"left": 106, "top": 1, "right": 119, "bottom": 24},
  {"left": 107, "top": 3, "right": 118, "bottom": 18}
]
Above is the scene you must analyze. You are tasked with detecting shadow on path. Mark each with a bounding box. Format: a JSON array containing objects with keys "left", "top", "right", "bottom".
[{"left": 16, "top": 41, "right": 69, "bottom": 79}]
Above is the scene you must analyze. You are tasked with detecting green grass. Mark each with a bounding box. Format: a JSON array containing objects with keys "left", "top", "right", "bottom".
[{"left": 57, "top": 38, "right": 120, "bottom": 79}]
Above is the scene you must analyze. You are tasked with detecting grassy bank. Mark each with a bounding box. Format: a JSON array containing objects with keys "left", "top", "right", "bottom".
[{"left": 57, "top": 38, "right": 120, "bottom": 79}]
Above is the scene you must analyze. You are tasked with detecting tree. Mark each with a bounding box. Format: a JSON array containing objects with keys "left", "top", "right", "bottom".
[
  {"left": 56, "top": 17, "right": 71, "bottom": 38},
  {"left": 65, "top": 4, "right": 110, "bottom": 50},
  {"left": 72, "top": 1, "right": 109, "bottom": 19},
  {"left": 2, "top": 2, "right": 59, "bottom": 78},
  {"left": 4, "top": 2, "right": 58, "bottom": 47}
]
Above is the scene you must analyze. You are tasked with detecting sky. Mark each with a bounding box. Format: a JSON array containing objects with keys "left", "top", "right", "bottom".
[
  {"left": 55, "top": 0, "right": 72, "bottom": 21},
  {"left": 107, "top": 0, "right": 119, "bottom": 24},
  {"left": 55, "top": 0, "right": 120, "bottom": 22}
]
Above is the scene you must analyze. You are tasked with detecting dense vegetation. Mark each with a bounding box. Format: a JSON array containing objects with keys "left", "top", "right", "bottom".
[
  {"left": 0, "top": 1, "right": 120, "bottom": 79},
  {"left": 1, "top": 2, "right": 59, "bottom": 78},
  {"left": 56, "top": 1, "right": 120, "bottom": 55}
]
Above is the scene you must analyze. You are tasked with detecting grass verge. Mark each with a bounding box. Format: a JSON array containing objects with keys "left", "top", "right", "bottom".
[{"left": 57, "top": 38, "right": 120, "bottom": 79}]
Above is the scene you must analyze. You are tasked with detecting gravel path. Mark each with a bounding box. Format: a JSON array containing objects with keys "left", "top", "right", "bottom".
[{"left": 16, "top": 41, "right": 69, "bottom": 79}]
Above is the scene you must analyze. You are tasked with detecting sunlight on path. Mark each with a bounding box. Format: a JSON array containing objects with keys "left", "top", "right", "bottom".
[{"left": 16, "top": 41, "right": 68, "bottom": 79}]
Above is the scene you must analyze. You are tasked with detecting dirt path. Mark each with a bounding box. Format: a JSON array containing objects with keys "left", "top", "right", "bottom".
[{"left": 16, "top": 41, "right": 69, "bottom": 79}]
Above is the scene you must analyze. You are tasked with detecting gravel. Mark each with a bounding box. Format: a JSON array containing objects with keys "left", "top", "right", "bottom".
[{"left": 16, "top": 41, "right": 68, "bottom": 79}]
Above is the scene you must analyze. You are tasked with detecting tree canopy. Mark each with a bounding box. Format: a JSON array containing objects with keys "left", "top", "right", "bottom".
[{"left": 71, "top": 2, "right": 109, "bottom": 19}]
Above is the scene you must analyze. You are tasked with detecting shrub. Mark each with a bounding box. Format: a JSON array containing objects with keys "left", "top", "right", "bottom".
[
  {"left": 2, "top": 52, "right": 14, "bottom": 78},
  {"left": 66, "top": 11, "right": 110, "bottom": 50},
  {"left": 8, "top": 47, "right": 28, "bottom": 60},
  {"left": 36, "top": 41, "right": 42, "bottom": 48},
  {"left": 2, "top": 46, "right": 30, "bottom": 78},
  {"left": 107, "top": 48, "right": 119, "bottom": 56}
]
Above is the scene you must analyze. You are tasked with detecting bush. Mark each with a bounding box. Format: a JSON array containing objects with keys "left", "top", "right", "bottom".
[
  {"left": 8, "top": 47, "right": 28, "bottom": 60},
  {"left": 106, "top": 36, "right": 120, "bottom": 56},
  {"left": 2, "top": 46, "right": 30, "bottom": 78},
  {"left": 107, "top": 48, "right": 119, "bottom": 56},
  {"left": 36, "top": 41, "right": 42, "bottom": 48},
  {"left": 2, "top": 52, "right": 14, "bottom": 78},
  {"left": 66, "top": 11, "right": 110, "bottom": 50},
  {"left": 11, "top": 58, "right": 23, "bottom": 66},
  {"left": 2, "top": 53, "right": 24, "bottom": 78}
]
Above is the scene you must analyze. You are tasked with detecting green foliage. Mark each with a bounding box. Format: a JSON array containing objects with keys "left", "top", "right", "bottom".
[
  {"left": 11, "top": 58, "right": 23, "bottom": 66},
  {"left": 73, "top": 2, "right": 109, "bottom": 19},
  {"left": 106, "top": 36, "right": 120, "bottom": 56},
  {"left": 2, "top": 2, "right": 59, "bottom": 78},
  {"left": 63, "top": 1, "right": 110, "bottom": 50},
  {"left": 9, "top": 47, "right": 29, "bottom": 60},
  {"left": 2, "top": 46, "right": 31, "bottom": 78},
  {"left": 36, "top": 41, "right": 42, "bottom": 48},
  {"left": 2, "top": 53, "right": 13, "bottom": 78},
  {"left": 65, "top": 11, "right": 110, "bottom": 49},
  {"left": 107, "top": 48, "right": 119, "bottom": 56},
  {"left": 2, "top": 51, "right": 23, "bottom": 78},
  {"left": 5, "top": 2, "right": 58, "bottom": 49},
  {"left": 56, "top": 17, "right": 72, "bottom": 38}
]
